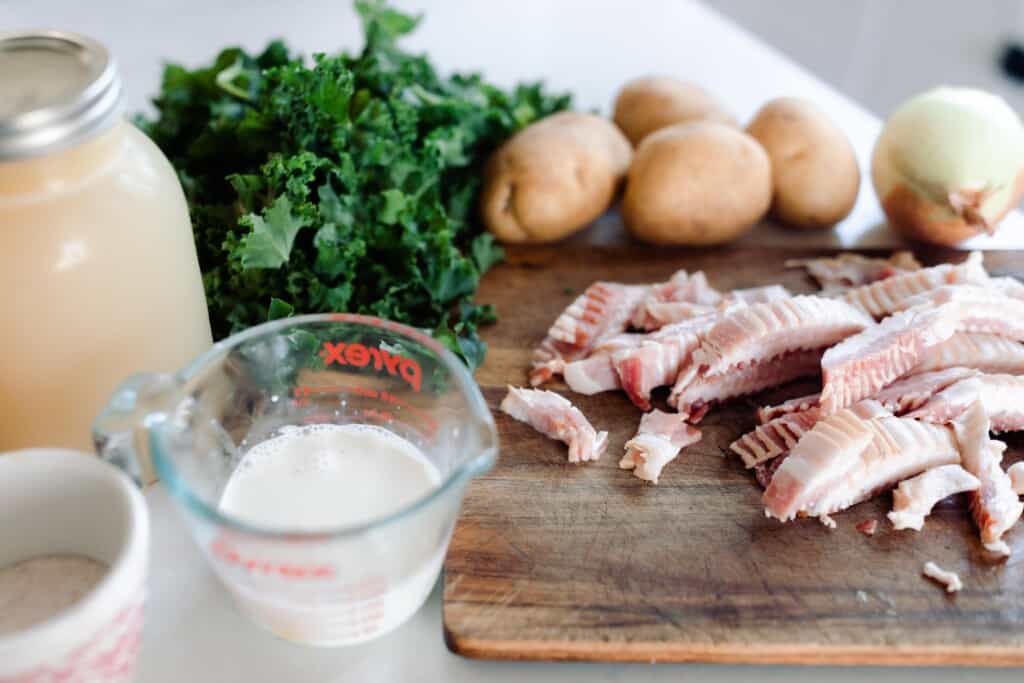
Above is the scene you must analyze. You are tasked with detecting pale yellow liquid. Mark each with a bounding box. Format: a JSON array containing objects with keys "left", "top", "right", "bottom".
[{"left": 0, "top": 122, "right": 212, "bottom": 451}]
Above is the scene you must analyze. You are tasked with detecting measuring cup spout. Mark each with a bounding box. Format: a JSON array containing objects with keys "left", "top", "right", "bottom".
[{"left": 92, "top": 373, "right": 179, "bottom": 486}]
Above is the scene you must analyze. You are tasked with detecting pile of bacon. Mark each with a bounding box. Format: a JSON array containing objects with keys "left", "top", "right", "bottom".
[{"left": 501, "top": 251, "right": 1024, "bottom": 565}]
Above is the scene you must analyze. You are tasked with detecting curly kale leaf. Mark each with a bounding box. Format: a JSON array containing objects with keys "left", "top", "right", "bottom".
[{"left": 136, "top": 0, "right": 570, "bottom": 369}]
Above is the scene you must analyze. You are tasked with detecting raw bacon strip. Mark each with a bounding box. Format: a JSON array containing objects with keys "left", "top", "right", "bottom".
[
  {"left": 613, "top": 313, "right": 720, "bottom": 410},
  {"left": 629, "top": 269, "right": 721, "bottom": 330},
  {"left": 681, "top": 296, "right": 871, "bottom": 383},
  {"left": 888, "top": 464, "right": 981, "bottom": 531},
  {"left": 730, "top": 407, "right": 821, "bottom": 468},
  {"left": 562, "top": 333, "right": 644, "bottom": 395},
  {"left": 897, "top": 285, "right": 1024, "bottom": 341},
  {"left": 530, "top": 282, "right": 648, "bottom": 385},
  {"left": 840, "top": 251, "right": 987, "bottom": 318},
  {"left": 756, "top": 393, "right": 820, "bottom": 423},
  {"left": 914, "top": 333, "right": 1024, "bottom": 375},
  {"left": 500, "top": 387, "right": 608, "bottom": 464},
  {"left": 822, "top": 285, "right": 1024, "bottom": 415},
  {"left": 760, "top": 368, "right": 974, "bottom": 423},
  {"left": 923, "top": 562, "right": 962, "bottom": 593},
  {"left": 848, "top": 399, "right": 894, "bottom": 420},
  {"left": 631, "top": 301, "right": 715, "bottom": 331},
  {"left": 649, "top": 269, "right": 722, "bottom": 306},
  {"left": 908, "top": 374, "right": 1024, "bottom": 433},
  {"left": 764, "top": 406, "right": 960, "bottom": 522},
  {"left": 952, "top": 401, "right": 1023, "bottom": 555},
  {"left": 720, "top": 284, "right": 792, "bottom": 306},
  {"left": 672, "top": 348, "right": 823, "bottom": 420},
  {"left": 1007, "top": 462, "right": 1024, "bottom": 495},
  {"left": 614, "top": 340, "right": 692, "bottom": 411},
  {"left": 990, "top": 276, "right": 1024, "bottom": 301},
  {"left": 754, "top": 453, "right": 788, "bottom": 488},
  {"left": 787, "top": 251, "right": 921, "bottom": 294},
  {"left": 763, "top": 407, "right": 875, "bottom": 521},
  {"left": 873, "top": 367, "right": 980, "bottom": 414},
  {"left": 619, "top": 410, "right": 701, "bottom": 484},
  {"left": 819, "top": 305, "right": 959, "bottom": 414}
]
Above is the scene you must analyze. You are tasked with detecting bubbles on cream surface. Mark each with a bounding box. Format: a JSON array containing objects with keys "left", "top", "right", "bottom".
[{"left": 219, "top": 424, "right": 441, "bottom": 531}]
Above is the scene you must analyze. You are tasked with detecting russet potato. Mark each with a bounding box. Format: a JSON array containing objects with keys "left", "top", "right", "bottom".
[
  {"left": 481, "top": 112, "right": 631, "bottom": 244},
  {"left": 746, "top": 97, "right": 860, "bottom": 230},
  {"left": 613, "top": 76, "right": 737, "bottom": 146},
  {"left": 623, "top": 122, "right": 772, "bottom": 245}
]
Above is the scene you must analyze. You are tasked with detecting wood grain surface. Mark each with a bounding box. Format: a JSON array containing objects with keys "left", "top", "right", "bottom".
[{"left": 443, "top": 245, "right": 1024, "bottom": 666}]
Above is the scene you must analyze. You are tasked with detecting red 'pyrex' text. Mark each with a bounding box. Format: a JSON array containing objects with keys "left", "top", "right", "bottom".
[{"left": 320, "top": 342, "right": 422, "bottom": 392}]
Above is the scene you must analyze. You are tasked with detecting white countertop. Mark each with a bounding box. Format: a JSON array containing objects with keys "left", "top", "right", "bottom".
[{"left": 5, "top": 0, "right": 1023, "bottom": 680}]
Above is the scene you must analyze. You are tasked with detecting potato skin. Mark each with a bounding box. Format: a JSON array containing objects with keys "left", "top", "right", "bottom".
[
  {"left": 623, "top": 122, "right": 772, "bottom": 245},
  {"left": 746, "top": 97, "right": 860, "bottom": 230},
  {"left": 613, "top": 76, "right": 737, "bottom": 146},
  {"left": 481, "top": 112, "right": 632, "bottom": 244}
]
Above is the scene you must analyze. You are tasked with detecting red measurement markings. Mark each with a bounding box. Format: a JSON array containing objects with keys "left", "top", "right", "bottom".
[{"left": 211, "top": 537, "right": 336, "bottom": 580}]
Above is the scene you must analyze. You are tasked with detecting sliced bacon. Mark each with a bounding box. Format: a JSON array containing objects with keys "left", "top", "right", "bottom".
[
  {"left": 679, "top": 296, "right": 871, "bottom": 385},
  {"left": 872, "top": 367, "right": 980, "bottom": 414},
  {"left": 908, "top": 373, "right": 1024, "bottom": 433},
  {"left": 1007, "top": 462, "right": 1024, "bottom": 496},
  {"left": 787, "top": 251, "right": 921, "bottom": 294},
  {"left": 649, "top": 269, "right": 722, "bottom": 306},
  {"left": 914, "top": 332, "right": 1024, "bottom": 375},
  {"left": 888, "top": 464, "right": 981, "bottom": 531},
  {"left": 756, "top": 393, "right": 821, "bottom": 423},
  {"left": 629, "top": 269, "right": 721, "bottom": 330},
  {"left": 619, "top": 410, "right": 701, "bottom": 483},
  {"left": 530, "top": 282, "right": 648, "bottom": 385},
  {"left": 631, "top": 301, "right": 715, "bottom": 331},
  {"left": 672, "top": 348, "right": 823, "bottom": 420},
  {"left": 754, "top": 454, "right": 788, "bottom": 489},
  {"left": 562, "top": 333, "right": 644, "bottom": 395},
  {"left": 820, "top": 305, "right": 960, "bottom": 415},
  {"left": 730, "top": 407, "right": 821, "bottom": 468},
  {"left": 720, "top": 284, "right": 791, "bottom": 306},
  {"left": 500, "top": 387, "right": 608, "bottom": 464},
  {"left": 756, "top": 367, "right": 975, "bottom": 423},
  {"left": 613, "top": 313, "right": 720, "bottom": 410},
  {"left": 614, "top": 340, "right": 691, "bottom": 410},
  {"left": 952, "top": 401, "right": 1023, "bottom": 555},
  {"left": 764, "top": 405, "right": 960, "bottom": 523},
  {"left": 990, "top": 276, "right": 1024, "bottom": 301},
  {"left": 840, "top": 251, "right": 987, "bottom": 318},
  {"left": 923, "top": 562, "right": 962, "bottom": 593},
  {"left": 896, "top": 284, "right": 1024, "bottom": 341}
]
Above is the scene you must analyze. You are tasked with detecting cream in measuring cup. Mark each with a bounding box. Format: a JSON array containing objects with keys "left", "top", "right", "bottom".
[
  {"left": 217, "top": 424, "right": 444, "bottom": 642},
  {"left": 95, "top": 314, "right": 497, "bottom": 646},
  {"left": 220, "top": 424, "right": 441, "bottom": 531}
]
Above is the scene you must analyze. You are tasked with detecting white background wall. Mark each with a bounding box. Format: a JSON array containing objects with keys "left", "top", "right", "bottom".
[
  {"left": 708, "top": 0, "right": 1024, "bottom": 116},
  {"left": 4, "top": 0, "right": 1023, "bottom": 119}
]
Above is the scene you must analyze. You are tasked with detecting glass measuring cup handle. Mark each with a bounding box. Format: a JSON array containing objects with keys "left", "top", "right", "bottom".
[{"left": 92, "top": 373, "right": 178, "bottom": 486}]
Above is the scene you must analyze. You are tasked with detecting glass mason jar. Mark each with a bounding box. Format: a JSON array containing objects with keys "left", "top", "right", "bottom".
[{"left": 0, "top": 31, "right": 212, "bottom": 453}]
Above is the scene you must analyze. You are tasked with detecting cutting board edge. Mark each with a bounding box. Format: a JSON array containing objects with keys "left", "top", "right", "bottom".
[{"left": 442, "top": 623, "right": 1024, "bottom": 667}]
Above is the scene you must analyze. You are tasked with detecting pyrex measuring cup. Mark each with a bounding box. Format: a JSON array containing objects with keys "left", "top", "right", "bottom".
[{"left": 93, "top": 314, "right": 498, "bottom": 646}]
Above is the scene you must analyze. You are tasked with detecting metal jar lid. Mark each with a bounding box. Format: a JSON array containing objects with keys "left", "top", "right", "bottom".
[{"left": 0, "top": 31, "right": 122, "bottom": 161}]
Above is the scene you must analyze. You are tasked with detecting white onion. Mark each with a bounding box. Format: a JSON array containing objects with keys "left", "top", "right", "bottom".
[{"left": 872, "top": 86, "right": 1024, "bottom": 245}]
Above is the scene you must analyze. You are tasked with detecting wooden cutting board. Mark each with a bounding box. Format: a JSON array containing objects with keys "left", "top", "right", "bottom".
[{"left": 443, "top": 245, "right": 1024, "bottom": 666}]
